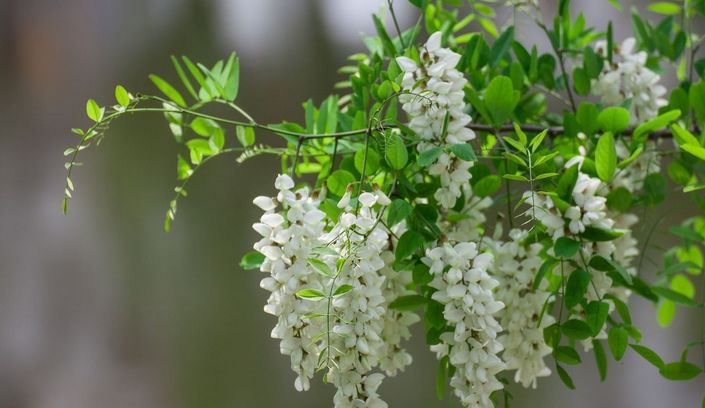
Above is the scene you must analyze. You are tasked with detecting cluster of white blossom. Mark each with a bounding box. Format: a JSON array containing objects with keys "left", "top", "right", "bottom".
[
  {"left": 323, "top": 191, "right": 401, "bottom": 408},
  {"left": 592, "top": 38, "right": 667, "bottom": 124},
  {"left": 397, "top": 32, "right": 476, "bottom": 209},
  {"left": 253, "top": 174, "right": 328, "bottom": 393},
  {"left": 526, "top": 171, "right": 614, "bottom": 241},
  {"left": 488, "top": 228, "right": 554, "bottom": 389},
  {"left": 524, "top": 172, "right": 614, "bottom": 346},
  {"left": 254, "top": 180, "right": 419, "bottom": 408},
  {"left": 423, "top": 242, "right": 505, "bottom": 408}
]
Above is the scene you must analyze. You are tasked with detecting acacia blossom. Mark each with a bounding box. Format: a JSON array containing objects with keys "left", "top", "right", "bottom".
[
  {"left": 253, "top": 174, "right": 328, "bottom": 393},
  {"left": 254, "top": 179, "right": 418, "bottom": 407},
  {"left": 592, "top": 38, "right": 667, "bottom": 124},
  {"left": 322, "top": 190, "right": 415, "bottom": 408},
  {"left": 397, "top": 32, "right": 476, "bottom": 209},
  {"left": 489, "top": 229, "right": 554, "bottom": 389},
  {"left": 423, "top": 242, "right": 505, "bottom": 408}
]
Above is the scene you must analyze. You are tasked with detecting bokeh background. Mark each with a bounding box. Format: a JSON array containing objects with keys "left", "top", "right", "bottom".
[{"left": 0, "top": 0, "right": 703, "bottom": 407}]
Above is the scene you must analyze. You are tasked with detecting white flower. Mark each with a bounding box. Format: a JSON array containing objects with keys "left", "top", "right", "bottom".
[
  {"left": 488, "top": 230, "right": 554, "bottom": 389},
  {"left": 592, "top": 38, "right": 667, "bottom": 124},
  {"left": 423, "top": 241, "right": 505, "bottom": 407},
  {"left": 397, "top": 32, "right": 475, "bottom": 208},
  {"left": 252, "top": 176, "right": 327, "bottom": 393}
]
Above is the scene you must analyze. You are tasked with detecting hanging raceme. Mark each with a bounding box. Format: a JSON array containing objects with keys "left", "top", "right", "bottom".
[{"left": 63, "top": 0, "right": 705, "bottom": 406}]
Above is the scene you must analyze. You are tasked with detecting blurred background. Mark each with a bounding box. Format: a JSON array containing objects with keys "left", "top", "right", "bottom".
[{"left": 0, "top": 0, "right": 703, "bottom": 407}]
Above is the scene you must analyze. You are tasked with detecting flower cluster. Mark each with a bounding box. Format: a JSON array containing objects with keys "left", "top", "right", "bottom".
[
  {"left": 423, "top": 242, "right": 505, "bottom": 407},
  {"left": 323, "top": 191, "right": 410, "bottom": 408},
  {"left": 488, "top": 229, "right": 554, "bottom": 389},
  {"left": 254, "top": 181, "right": 418, "bottom": 407},
  {"left": 397, "top": 32, "right": 476, "bottom": 209},
  {"left": 592, "top": 38, "right": 667, "bottom": 124},
  {"left": 253, "top": 174, "right": 327, "bottom": 393}
]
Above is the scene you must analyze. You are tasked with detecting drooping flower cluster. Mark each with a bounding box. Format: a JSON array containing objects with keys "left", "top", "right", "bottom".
[
  {"left": 253, "top": 180, "right": 418, "bottom": 408},
  {"left": 488, "top": 229, "right": 555, "bottom": 389},
  {"left": 397, "top": 32, "right": 476, "bottom": 209},
  {"left": 253, "top": 174, "right": 327, "bottom": 393},
  {"left": 524, "top": 173, "right": 613, "bottom": 343},
  {"left": 423, "top": 242, "right": 505, "bottom": 407},
  {"left": 322, "top": 191, "right": 413, "bottom": 408},
  {"left": 592, "top": 37, "right": 667, "bottom": 124}
]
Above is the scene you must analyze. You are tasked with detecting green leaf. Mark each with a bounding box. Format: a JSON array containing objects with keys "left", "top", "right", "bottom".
[
  {"left": 581, "top": 226, "right": 623, "bottom": 242},
  {"left": 590, "top": 255, "right": 633, "bottom": 285},
  {"left": 561, "top": 319, "right": 593, "bottom": 340},
  {"left": 659, "top": 362, "right": 702, "bottom": 381},
  {"left": 529, "top": 129, "right": 549, "bottom": 153},
  {"left": 597, "top": 107, "right": 630, "bottom": 133},
  {"left": 236, "top": 125, "right": 255, "bottom": 147},
  {"left": 595, "top": 132, "right": 617, "bottom": 182},
  {"left": 387, "top": 199, "right": 413, "bottom": 227},
  {"left": 115, "top": 85, "right": 130, "bottom": 107},
  {"left": 333, "top": 284, "right": 354, "bottom": 297},
  {"left": 418, "top": 146, "right": 443, "bottom": 167},
  {"left": 177, "top": 154, "right": 191, "bottom": 180},
  {"left": 473, "top": 175, "right": 501, "bottom": 198},
  {"left": 448, "top": 144, "right": 477, "bottom": 161},
  {"left": 436, "top": 356, "right": 448, "bottom": 400},
  {"left": 648, "top": 2, "right": 682, "bottom": 14},
  {"left": 170, "top": 55, "right": 199, "bottom": 100},
  {"left": 681, "top": 144, "right": 705, "bottom": 162},
  {"left": 583, "top": 46, "right": 602, "bottom": 78},
  {"left": 149, "top": 74, "right": 187, "bottom": 107},
  {"left": 190, "top": 117, "right": 218, "bottom": 136},
  {"left": 585, "top": 301, "right": 609, "bottom": 335},
  {"left": 593, "top": 340, "right": 608, "bottom": 381},
  {"left": 556, "top": 364, "right": 576, "bottom": 389},
  {"left": 489, "top": 27, "right": 514, "bottom": 67},
  {"left": 565, "top": 269, "right": 591, "bottom": 310},
  {"left": 606, "top": 187, "right": 632, "bottom": 212},
  {"left": 572, "top": 67, "right": 590, "bottom": 96},
  {"left": 554, "top": 236, "right": 580, "bottom": 258},
  {"left": 354, "top": 148, "right": 380, "bottom": 174},
  {"left": 576, "top": 102, "right": 599, "bottom": 136},
  {"left": 557, "top": 164, "right": 579, "bottom": 200},
  {"left": 657, "top": 300, "right": 676, "bottom": 327},
  {"left": 671, "top": 124, "right": 700, "bottom": 146},
  {"left": 389, "top": 294, "right": 428, "bottom": 311},
  {"left": 326, "top": 170, "right": 355, "bottom": 197},
  {"left": 395, "top": 231, "right": 425, "bottom": 261},
  {"left": 632, "top": 109, "right": 681, "bottom": 140},
  {"left": 485, "top": 76, "right": 516, "bottom": 126},
  {"left": 651, "top": 287, "right": 699, "bottom": 307},
  {"left": 85, "top": 99, "right": 103, "bottom": 122},
  {"left": 296, "top": 289, "right": 326, "bottom": 300},
  {"left": 385, "top": 133, "right": 409, "bottom": 170},
  {"left": 372, "top": 14, "right": 398, "bottom": 57},
  {"left": 533, "top": 258, "right": 558, "bottom": 290},
  {"left": 629, "top": 344, "right": 665, "bottom": 369},
  {"left": 689, "top": 81, "right": 705, "bottom": 125},
  {"left": 308, "top": 258, "right": 333, "bottom": 277},
  {"left": 555, "top": 346, "right": 581, "bottom": 365},
  {"left": 223, "top": 52, "right": 240, "bottom": 101},
  {"left": 608, "top": 326, "right": 629, "bottom": 361},
  {"left": 239, "top": 251, "right": 265, "bottom": 270}
]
